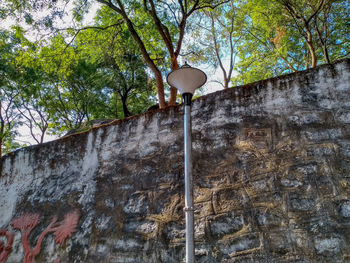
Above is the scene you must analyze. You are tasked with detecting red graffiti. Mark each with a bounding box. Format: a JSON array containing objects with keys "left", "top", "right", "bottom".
[
  {"left": 54, "top": 210, "right": 80, "bottom": 246},
  {"left": 11, "top": 213, "right": 58, "bottom": 263},
  {"left": 8, "top": 210, "right": 80, "bottom": 263},
  {"left": 0, "top": 230, "right": 14, "bottom": 263}
]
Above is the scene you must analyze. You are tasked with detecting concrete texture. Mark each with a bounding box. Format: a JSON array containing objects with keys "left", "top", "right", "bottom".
[{"left": 1, "top": 59, "right": 350, "bottom": 262}]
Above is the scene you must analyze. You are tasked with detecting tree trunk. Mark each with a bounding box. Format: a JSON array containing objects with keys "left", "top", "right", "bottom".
[
  {"left": 314, "top": 18, "right": 331, "bottom": 64},
  {"left": 224, "top": 78, "right": 229, "bottom": 89},
  {"left": 305, "top": 49, "right": 310, "bottom": 69},
  {"left": 155, "top": 70, "right": 166, "bottom": 109},
  {"left": 322, "top": 44, "right": 330, "bottom": 64},
  {"left": 168, "top": 55, "right": 179, "bottom": 106},
  {"left": 114, "top": 91, "right": 118, "bottom": 118},
  {"left": 121, "top": 95, "right": 131, "bottom": 118},
  {"left": 111, "top": 1, "right": 166, "bottom": 109},
  {"left": 306, "top": 30, "right": 317, "bottom": 68},
  {"left": 39, "top": 126, "right": 47, "bottom": 144},
  {"left": 307, "top": 42, "right": 317, "bottom": 68}
]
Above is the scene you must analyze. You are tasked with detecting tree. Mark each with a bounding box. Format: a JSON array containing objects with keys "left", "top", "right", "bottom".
[
  {"left": 232, "top": 0, "right": 349, "bottom": 85},
  {"left": 229, "top": 0, "right": 295, "bottom": 85},
  {"left": 10, "top": 34, "right": 53, "bottom": 144},
  {"left": 0, "top": 88, "right": 22, "bottom": 157},
  {"left": 94, "top": 0, "right": 230, "bottom": 108},
  {"left": 276, "top": 0, "right": 327, "bottom": 68},
  {"left": 312, "top": 0, "right": 350, "bottom": 63},
  {"left": 187, "top": 0, "right": 241, "bottom": 89},
  {"left": 266, "top": 0, "right": 349, "bottom": 68},
  {"left": 0, "top": 16, "right": 157, "bottom": 145},
  {"left": 102, "top": 52, "right": 154, "bottom": 117},
  {"left": 1, "top": 0, "right": 228, "bottom": 108},
  {"left": 10, "top": 32, "right": 110, "bottom": 137},
  {"left": 0, "top": 29, "right": 24, "bottom": 156},
  {"left": 12, "top": 16, "right": 156, "bottom": 137},
  {"left": 75, "top": 7, "right": 156, "bottom": 118},
  {"left": 36, "top": 37, "right": 113, "bottom": 134},
  {"left": 15, "top": 89, "right": 51, "bottom": 144}
]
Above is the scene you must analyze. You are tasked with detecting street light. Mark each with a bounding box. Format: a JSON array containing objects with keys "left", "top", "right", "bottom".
[{"left": 167, "top": 62, "right": 207, "bottom": 263}]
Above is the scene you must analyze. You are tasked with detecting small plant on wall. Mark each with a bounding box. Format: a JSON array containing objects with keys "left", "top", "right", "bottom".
[{"left": 0, "top": 210, "right": 80, "bottom": 263}]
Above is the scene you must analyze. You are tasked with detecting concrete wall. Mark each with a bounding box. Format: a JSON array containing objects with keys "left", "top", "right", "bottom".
[{"left": 1, "top": 59, "right": 350, "bottom": 263}]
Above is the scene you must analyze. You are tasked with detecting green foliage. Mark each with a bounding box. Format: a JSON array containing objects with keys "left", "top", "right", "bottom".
[
  {"left": 0, "top": 87, "right": 22, "bottom": 156},
  {"left": 0, "top": 12, "right": 156, "bottom": 152},
  {"left": 230, "top": 0, "right": 350, "bottom": 85},
  {"left": 2, "top": 134, "right": 25, "bottom": 155},
  {"left": 186, "top": 0, "right": 242, "bottom": 89},
  {"left": 74, "top": 7, "right": 156, "bottom": 118},
  {"left": 0, "top": 0, "right": 348, "bottom": 152},
  {"left": 0, "top": 29, "right": 23, "bottom": 156},
  {"left": 28, "top": 29, "right": 155, "bottom": 134}
]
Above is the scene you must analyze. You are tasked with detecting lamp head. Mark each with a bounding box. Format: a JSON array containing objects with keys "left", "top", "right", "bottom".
[{"left": 166, "top": 62, "right": 207, "bottom": 95}]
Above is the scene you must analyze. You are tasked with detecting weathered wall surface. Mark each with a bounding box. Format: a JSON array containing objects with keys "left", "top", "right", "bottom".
[{"left": 1, "top": 59, "right": 350, "bottom": 263}]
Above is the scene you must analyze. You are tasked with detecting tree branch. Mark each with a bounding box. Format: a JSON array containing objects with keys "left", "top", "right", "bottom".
[{"left": 63, "top": 22, "right": 123, "bottom": 51}]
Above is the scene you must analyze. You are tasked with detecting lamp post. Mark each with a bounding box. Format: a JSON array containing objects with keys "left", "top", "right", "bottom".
[{"left": 167, "top": 63, "right": 207, "bottom": 263}]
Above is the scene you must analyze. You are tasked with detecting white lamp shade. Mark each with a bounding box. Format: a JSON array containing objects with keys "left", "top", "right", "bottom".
[{"left": 167, "top": 66, "right": 207, "bottom": 95}]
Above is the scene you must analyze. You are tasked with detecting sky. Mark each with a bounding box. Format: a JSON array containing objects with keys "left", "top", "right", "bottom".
[{"left": 1, "top": 1, "right": 228, "bottom": 145}]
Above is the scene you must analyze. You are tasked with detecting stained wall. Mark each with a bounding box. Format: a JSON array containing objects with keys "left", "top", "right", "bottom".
[{"left": 1, "top": 59, "right": 350, "bottom": 263}]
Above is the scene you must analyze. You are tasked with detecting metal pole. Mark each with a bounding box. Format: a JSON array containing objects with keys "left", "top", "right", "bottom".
[{"left": 184, "top": 104, "right": 194, "bottom": 263}]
